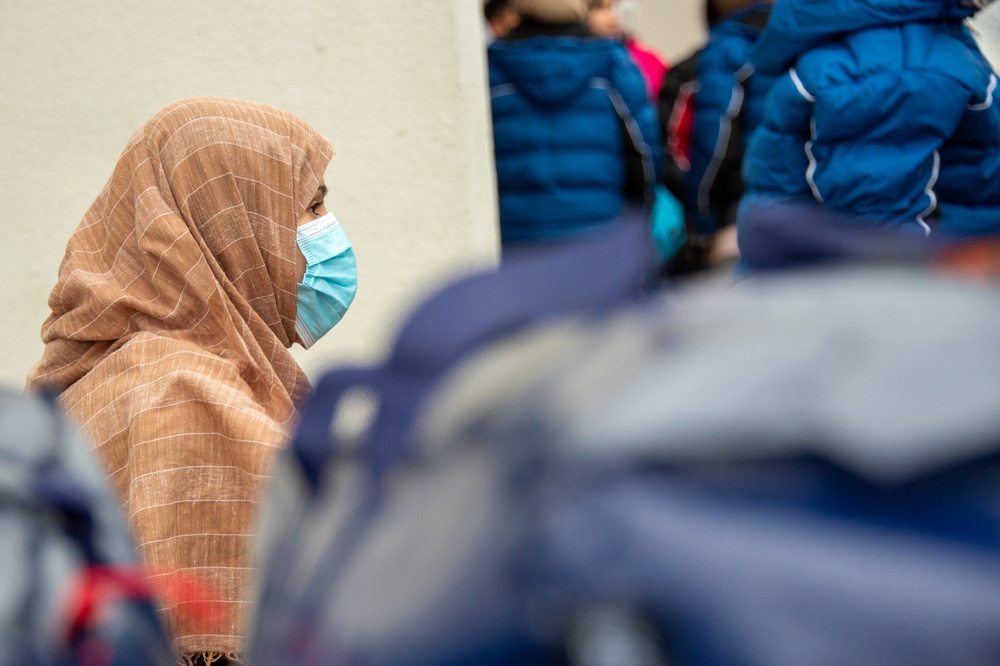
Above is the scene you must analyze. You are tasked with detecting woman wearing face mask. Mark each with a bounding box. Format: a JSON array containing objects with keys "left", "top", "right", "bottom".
[{"left": 26, "top": 97, "right": 357, "bottom": 665}]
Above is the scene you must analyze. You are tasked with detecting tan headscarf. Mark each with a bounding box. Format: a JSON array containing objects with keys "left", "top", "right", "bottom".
[{"left": 27, "top": 97, "right": 333, "bottom": 660}]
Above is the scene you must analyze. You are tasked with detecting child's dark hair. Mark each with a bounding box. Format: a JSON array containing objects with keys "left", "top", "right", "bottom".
[
  {"left": 705, "top": 0, "right": 720, "bottom": 25},
  {"left": 705, "top": 0, "right": 761, "bottom": 26},
  {"left": 485, "top": 0, "right": 513, "bottom": 20}
]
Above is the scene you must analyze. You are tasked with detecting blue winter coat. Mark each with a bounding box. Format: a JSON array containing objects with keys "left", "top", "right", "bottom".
[
  {"left": 686, "top": 4, "right": 776, "bottom": 235},
  {"left": 489, "top": 36, "right": 663, "bottom": 244},
  {"left": 743, "top": 0, "right": 1000, "bottom": 236}
]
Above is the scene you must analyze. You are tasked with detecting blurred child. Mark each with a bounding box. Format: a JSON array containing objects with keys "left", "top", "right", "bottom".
[
  {"left": 487, "top": 0, "right": 663, "bottom": 253},
  {"left": 587, "top": 0, "right": 669, "bottom": 102},
  {"left": 658, "top": 0, "right": 775, "bottom": 275},
  {"left": 484, "top": 0, "right": 520, "bottom": 44},
  {"left": 739, "top": 0, "right": 1000, "bottom": 263}
]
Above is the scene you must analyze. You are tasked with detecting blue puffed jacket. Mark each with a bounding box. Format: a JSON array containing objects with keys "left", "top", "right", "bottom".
[
  {"left": 743, "top": 0, "right": 1000, "bottom": 236},
  {"left": 489, "top": 35, "right": 663, "bottom": 244},
  {"left": 686, "top": 3, "right": 776, "bottom": 235}
]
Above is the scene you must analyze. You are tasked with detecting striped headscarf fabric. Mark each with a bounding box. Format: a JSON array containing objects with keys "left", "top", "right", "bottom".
[{"left": 27, "top": 97, "right": 333, "bottom": 659}]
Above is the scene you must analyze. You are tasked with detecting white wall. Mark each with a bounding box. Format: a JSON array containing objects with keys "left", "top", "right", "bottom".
[
  {"left": 638, "top": 0, "right": 707, "bottom": 63},
  {"left": 0, "top": 0, "right": 500, "bottom": 387},
  {"left": 973, "top": 2, "right": 1000, "bottom": 65}
]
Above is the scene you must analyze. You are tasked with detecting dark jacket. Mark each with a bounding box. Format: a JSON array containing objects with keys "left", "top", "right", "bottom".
[{"left": 683, "top": 4, "right": 775, "bottom": 236}]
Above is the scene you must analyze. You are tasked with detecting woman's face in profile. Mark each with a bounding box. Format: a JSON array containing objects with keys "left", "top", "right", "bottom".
[{"left": 296, "top": 180, "right": 328, "bottom": 282}]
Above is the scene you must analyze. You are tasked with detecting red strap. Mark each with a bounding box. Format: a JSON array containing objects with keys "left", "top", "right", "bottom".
[
  {"left": 62, "top": 565, "right": 152, "bottom": 642},
  {"left": 61, "top": 565, "right": 225, "bottom": 643}
]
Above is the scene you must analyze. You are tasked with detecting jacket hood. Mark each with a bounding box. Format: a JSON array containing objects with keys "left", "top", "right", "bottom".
[
  {"left": 752, "top": 0, "right": 981, "bottom": 75},
  {"left": 489, "top": 38, "right": 620, "bottom": 106}
]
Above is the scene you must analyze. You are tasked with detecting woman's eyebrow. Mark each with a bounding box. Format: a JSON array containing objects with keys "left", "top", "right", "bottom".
[{"left": 318, "top": 185, "right": 329, "bottom": 198}]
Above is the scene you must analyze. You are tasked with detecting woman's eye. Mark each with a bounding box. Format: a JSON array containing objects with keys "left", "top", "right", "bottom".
[{"left": 309, "top": 201, "right": 323, "bottom": 214}]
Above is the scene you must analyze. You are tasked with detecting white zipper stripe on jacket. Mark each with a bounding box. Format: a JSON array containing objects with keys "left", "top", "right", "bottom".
[
  {"left": 969, "top": 74, "right": 997, "bottom": 111},
  {"left": 491, "top": 83, "right": 518, "bottom": 98},
  {"left": 789, "top": 67, "right": 816, "bottom": 102},
  {"left": 790, "top": 68, "right": 824, "bottom": 203},
  {"left": 916, "top": 151, "right": 940, "bottom": 236},
  {"left": 697, "top": 63, "right": 752, "bottom": 218},
  {"left": 590, "top": 78, "right": 656, "bottom": 195},
  {"left": 805, "top": 118, "right": 824, "bottom": 203}
]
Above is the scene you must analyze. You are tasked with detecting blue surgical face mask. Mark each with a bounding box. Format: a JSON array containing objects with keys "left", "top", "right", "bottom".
[{"left": 295, "top": 212, "right": 358, "bottom": 349}]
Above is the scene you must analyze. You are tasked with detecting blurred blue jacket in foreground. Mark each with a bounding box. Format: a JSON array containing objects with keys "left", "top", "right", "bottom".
[{"left": 249, "top": 220, "right": 1000, "bottom": 666}]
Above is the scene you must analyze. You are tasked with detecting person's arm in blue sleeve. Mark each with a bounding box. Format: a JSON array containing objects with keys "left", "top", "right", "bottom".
[
  {"left": 609, "top": 43, "right": 665, "bottom": 194},
  {"left": 685, "top": 33, "right": 755, "bottom": 234}
]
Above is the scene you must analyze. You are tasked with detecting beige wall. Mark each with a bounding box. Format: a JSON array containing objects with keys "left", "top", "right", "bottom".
[
  {"left": 0, "top": 1, "right": 501, "bottom": 387},
  {"left": 638, "top": 1, "right": 707, "bottom": 63},
  {"left": 973, "top": 2, "right": 1000, "bottom": 65}
]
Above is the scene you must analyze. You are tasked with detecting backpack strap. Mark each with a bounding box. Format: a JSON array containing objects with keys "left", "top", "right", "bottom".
[
  {"left": 291, "top": 221, "right": 658, "bottom": 494},
  {"left": 292, "top": 366, "right": 379, "bottom": 492}
]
